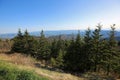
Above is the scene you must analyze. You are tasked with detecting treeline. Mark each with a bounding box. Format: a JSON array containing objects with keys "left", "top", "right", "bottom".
[{"left": 11, "top": 24, "right": 120, "bottom": 75}]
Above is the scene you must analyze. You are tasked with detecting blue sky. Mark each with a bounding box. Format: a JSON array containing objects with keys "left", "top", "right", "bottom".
[{"left": 0, "top": 0, "right": 120, "bottom": 33}]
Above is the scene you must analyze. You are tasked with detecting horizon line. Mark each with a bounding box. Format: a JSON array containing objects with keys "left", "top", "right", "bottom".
[{"left": 0, "top": 29, "right": 120, "bottom": 35}]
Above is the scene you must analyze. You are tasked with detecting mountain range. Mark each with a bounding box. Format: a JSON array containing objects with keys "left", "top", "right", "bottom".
[{"left": 0, "top": 30, "right": 120, "bottom": 40}]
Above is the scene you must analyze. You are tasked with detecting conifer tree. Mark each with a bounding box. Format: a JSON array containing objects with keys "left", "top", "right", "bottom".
[
  {"left": 11, "top": 29, "right": 36, "bottom": 56},
  {"left": 64, "top": 35, "right": 76, "bottom": 71},
  {"left": 84, "top": 27, "right": 91, "bottom": 43},
  {"left": 90, "top": 24, "right": 103, "bottom": 72},
  {"left": 83, "top": 28, "right": 92, "bottom": 71},
  {"left": 51, "top": 49, "right": 64, "bottom": 68},
  {"left": 11, "top": 29, "right": 24, "bottom": 53},
  {"left": 106, "top": 24, "right": 119, "bottom": 75},
  {"left": 74, "top": 31, "right": 84, "bottom": 71},
  {"left": 37, "top": 30, "right": 51, "bottom": 61},
  {"left": 55, "top": 49, "right": 64, "bottom": 68},
  {"left": 50, "top": 39, "right": 58, "bottom": 58},
  {"left": 64, "top": 31, "right": 84, "bottom": 72},
  {"left": 23, "top": 30, "right": 36, "bottom": 55},
  {"left": 109, "top": 24, "right": 117, "bottom": 47},
  {"left": 50, "top": 35, "right": 66, "bottom": 68},
  {"left": 23, "top": 29, "right": 30, "bottom": 53},
  {"left": 17, "top": 29, "right": 23, "bottom": 38}
]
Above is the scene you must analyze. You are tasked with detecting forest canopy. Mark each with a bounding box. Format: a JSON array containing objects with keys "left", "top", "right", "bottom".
[{"left": 11, "top": 24, "right": 120, "bottom": 76}]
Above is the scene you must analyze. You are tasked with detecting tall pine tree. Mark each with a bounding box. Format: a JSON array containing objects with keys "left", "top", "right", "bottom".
[
  {"left": 90, "top": 24, "right": 103, "bottom": 72},
  {"left": 106, "top": 24, "right": 119, "bottom": 75},
  {"left": 37, "top": 30, "right": 51, "bottom": 62},
  {"left": 11, "top": 29, "right": 24, "bottom": 53},
  {"left": 83, "top": 27, "right": 92, "bottom": 71}
]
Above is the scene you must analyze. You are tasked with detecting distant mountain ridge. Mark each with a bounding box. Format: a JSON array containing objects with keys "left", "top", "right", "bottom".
[
  {"left": 0, "top": 30, "right": 82, "bottom": 39},
  {"left": 0, "top": 30, "right": 120, "bottom": 40}
]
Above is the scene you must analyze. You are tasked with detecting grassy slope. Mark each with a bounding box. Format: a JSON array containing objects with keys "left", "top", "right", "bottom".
[
  {"left": 0, "top": 53, "right": 83, "bottom": 80},
  {"left": 0, "top": 61, "right": 49, "bottom": 80},
  {"left": 1, "top": 52, "right": 119, "bottom": 80}
]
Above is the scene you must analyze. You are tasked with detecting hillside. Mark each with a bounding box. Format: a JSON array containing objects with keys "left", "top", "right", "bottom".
[
  {"left": 0, "top": 52, "right": 83, "bottom": 80},
  {"left": 0, "top": 51, "right": 119, "bottom": 80}
]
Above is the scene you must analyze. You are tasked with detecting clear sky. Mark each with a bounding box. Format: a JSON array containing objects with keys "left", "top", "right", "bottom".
[{"left": 0, "top": 0, "right": 120, "bottom": 33}]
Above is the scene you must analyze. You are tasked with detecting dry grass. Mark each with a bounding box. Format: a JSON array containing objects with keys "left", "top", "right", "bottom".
[
  {"left": 0, "top": 53, "right": 35, "bottom": 66},
  {"left": 0, "top": 52, "right": 83, "bottom": 80},
  {"left": 18, "top": 65, "right": 84, "bottom": 80}
]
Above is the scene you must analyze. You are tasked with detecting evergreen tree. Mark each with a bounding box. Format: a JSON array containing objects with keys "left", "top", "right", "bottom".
[
  {"left": 74, "top": 31, "right": 84, "bottom": 71},
  {"left": 90, "top": 24, "right": 103, "bottom": 72},
  {"left": 11, "top": 29, "right": 24, "bottom": 53},
  {"left": 109, "top": 24, "right": 117, "bottom": 47},
  {"left": 84, "top": 27, "right": 91, "bottom": 43},
  {"left": 23, "top": 29, "right": 30, "bottom": 53},
  {"left": 17, "top": 29, "right": 23, "bottom": 38},
  {"left": 64, "top": 31, "right": 84, "bottom": 72},
  {"left": 64, "top": 35, "right": 76, "bottom": 71},
  {"left": 37, "top": 30, "right": 51, "bottom": 61},
  {"left": 83, "top": 28, "right": 92, "bottom": 71},
  {"left": 51, "top": 49, "right": 64, "bottom": 68},
  {"left": 50, "top": 39, "right": 58, "bottom": 58},
  {"left": 23, "top": 30, "right": 36, "bottom": 55},
  {"left": 11, "top": 29, "right": 37, "bottom": 56},
  {"left": 55, "top": 49, "right": 64, "bottom": 68},
  {"left": 106, "top": 24, "right": 119, "bottom": 75},
  {"left": 50, "top": 35, "right": 66, "bottom": 68}
]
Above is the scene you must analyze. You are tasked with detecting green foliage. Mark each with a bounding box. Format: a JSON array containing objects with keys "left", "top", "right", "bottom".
[
  {"left": 11, "top": 29, "right": 37, "bottom": 56},
  {"left": 50, "top": 49, "right": 64, "bottom": 68},
  {"left": 0, "top": 61, "right": 49, "bottom": 80},
  {"left": 11, "top": 24, "right": 120, "bottom": 76},
  {"left": 36, "top": 30, "right": 51, "bottom": 60},
  {"left": 11, "top": 29, "right": 24, "bottom": 53},
  {"left": 64, "top": 31, "right": 85, "bottom": 72},
  {"left": 50, "top": 58, "right": 56, "bottom": 67},
  {"left": 50, "top": 35, "right": 68, "bottom": 68},
  {"left": 90, "top": 24, "right": 103, "bottom": 71},
  {"left": 109, "top": 24, "right": 117, "bottom": 47},
  {"left": 22, "top": 30, "right": 36, "bottom": 55},
  {"left": 105, "top": 25, "right": 120, "bottom": 75},
  {"left": 50, "top": 39, "right": 58, "bottom": 58}
]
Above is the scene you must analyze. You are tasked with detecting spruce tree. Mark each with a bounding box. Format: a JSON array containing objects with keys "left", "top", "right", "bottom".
[
  {"left": 50, "top": 35, "right": 66, "bottom": 68},
  {"left": 64, "top": 31, "right": 84, "bottom": 72},
  {"left": 106, "top": 24, "right": 119, "bottom": 75},
  {"left": 23, "top": 29, "right": 30, "bottom": 53},
  {"left": 74, "top": 31, "right": 84, "bottom": 72},
  {"left": 23, "top": 30, "right": 36, "bottom": 55},
  {"left": 84, "top": 27, "right": 91, "bottom": 43},
  {"left": 37, "top": 30, "right": 51, "bottom": 61},
  {"left": 50, "top": 39, "right": 58, "bottom": 58},
  {"left": 11, "top": 29, "right": 24, "bottom": 53},
  {"left": 64, "top": 35, "right": 76, "bottom": 71},
  {"left": 90, "top": 24, "right": 103, "bottom": 72},
  {"left": 11, "top": 29, "right": 36, "bottom": 56},
  {"left": 83, "top": 28, "right": 92, "bottom": 71},
  {"left": 109, "top": 24, "right": 117, "bottom": 47},
  {"left": 56, "top": 49, "right": 64, "bottom": 68}
]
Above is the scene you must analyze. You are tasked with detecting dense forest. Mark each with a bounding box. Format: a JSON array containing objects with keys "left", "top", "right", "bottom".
[{"left": 10, "top": 24, "right": 120, "bottom": 77}]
